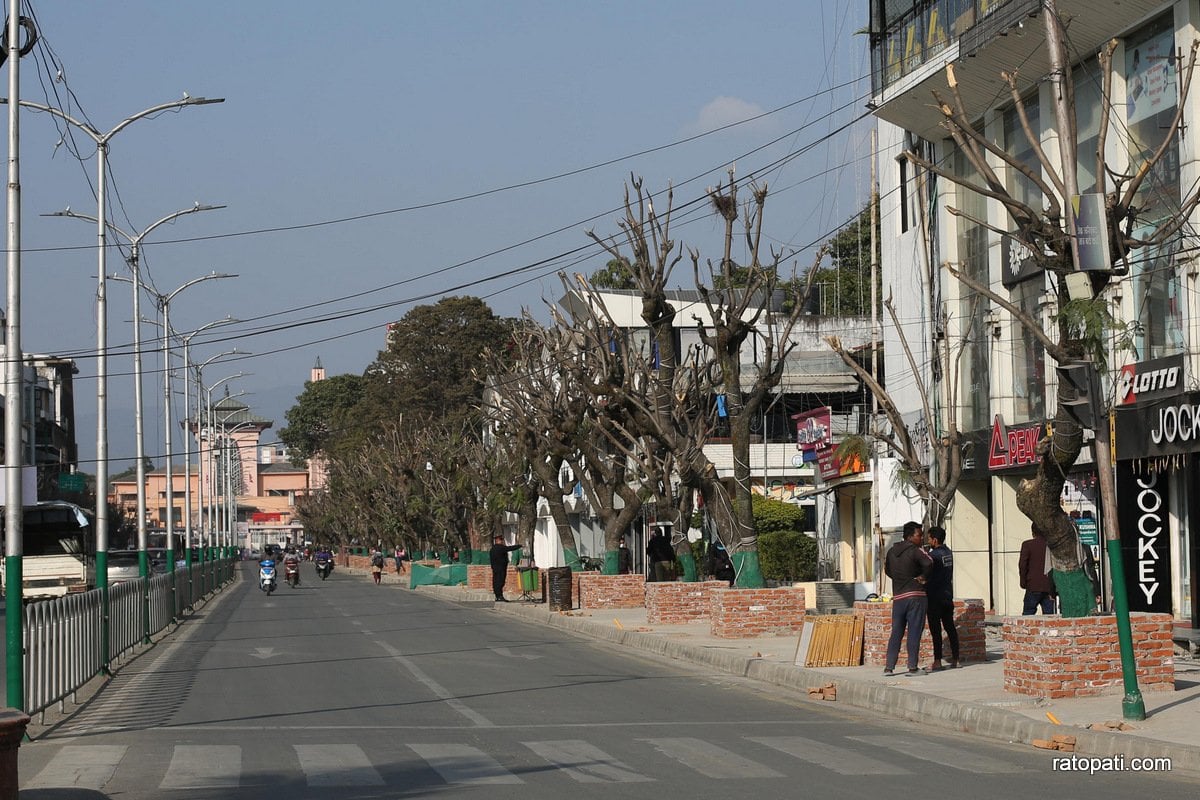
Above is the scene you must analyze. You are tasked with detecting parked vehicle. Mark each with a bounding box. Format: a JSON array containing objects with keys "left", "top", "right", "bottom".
[
  {"left": 107, "top": 550, "right": 142, "bottom": 585},
  {"left": 259, "top": 559, "right": 277, "bottom": 595},
  {"left": 0, "top": 501, "right": 95, "bottom": 600}
]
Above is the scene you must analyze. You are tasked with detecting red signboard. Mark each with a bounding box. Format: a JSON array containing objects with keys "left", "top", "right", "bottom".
[{"left": 987, "top": 415, "right": 1044, "bottom": 471}]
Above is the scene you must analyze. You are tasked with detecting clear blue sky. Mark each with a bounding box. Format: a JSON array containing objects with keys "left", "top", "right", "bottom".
[{"left": 6, "top": 0, "right": 871, "bottom": 471}]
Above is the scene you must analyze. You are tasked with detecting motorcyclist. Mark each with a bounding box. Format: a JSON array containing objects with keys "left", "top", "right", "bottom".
[
  {"left": 314, "top": 546, "right": 333, "bottom": 579},
  {"left": 283, "top": 548, "right": 302, "bottom": 586}
]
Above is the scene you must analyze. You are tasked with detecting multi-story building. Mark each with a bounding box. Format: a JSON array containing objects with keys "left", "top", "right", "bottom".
[{"left": 869, "top": 0, "right": 1198, "bottom": 624}]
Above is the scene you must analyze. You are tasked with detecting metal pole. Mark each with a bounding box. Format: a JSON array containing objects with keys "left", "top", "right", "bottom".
[
  {"left": 4, "top": 1, "right": 26, "bottom": 710},
  {"left": 161, "top": 300, "right": 176, "bottom": 614},
  {"left": 129, "top": 247, "right": 148, "bottom": 582}
]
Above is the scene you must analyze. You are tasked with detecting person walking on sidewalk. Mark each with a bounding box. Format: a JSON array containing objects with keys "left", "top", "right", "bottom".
[
  {"left": 370, "top": 549, "right": 385, "bottom": 585},
  {"left": 1019, "top": 523, "right": 1057, "bottom": 615},
  {"left": 925, "top": 526, "right": 960, "bottom": 671},
  {"left": 490, "top": 533, "right": 521, "bottom": 601},
  {"left": 884, "top": 520, "right": 933, "bottom": 676}
]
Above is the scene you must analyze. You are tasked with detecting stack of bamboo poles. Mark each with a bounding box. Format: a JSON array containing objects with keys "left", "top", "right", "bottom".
[{"left": 802, "top": 615, "right": 865, "bottom": 667}]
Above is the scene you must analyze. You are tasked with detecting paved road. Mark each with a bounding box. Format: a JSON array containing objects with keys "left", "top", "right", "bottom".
[{"left": 16, "top": 564, "right": 1197, "bottom": 799}]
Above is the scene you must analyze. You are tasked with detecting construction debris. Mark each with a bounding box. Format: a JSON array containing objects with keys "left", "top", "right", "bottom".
[
  {"left": 807, "top": 682, "right": 837, "bottom": 701},
  {"left": 1089, "top": 720, "right": 1137, "bottom": 732}
]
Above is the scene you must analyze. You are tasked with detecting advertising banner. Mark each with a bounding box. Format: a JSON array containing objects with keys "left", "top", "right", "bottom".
[{"left": 1115, "top": 461, "right": 1173, "bottom": 614}]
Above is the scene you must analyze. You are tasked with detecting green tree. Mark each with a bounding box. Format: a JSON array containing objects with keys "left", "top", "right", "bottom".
[
  {"left": 752, "top": 494, "right": 815, "bottom": 583},
  {"left": 785, "top": 203, "right": 877, "bottom": 316},
  {"left": 279, "top": 373, "right": 366, "bottom": 461},
  {"left": 362, "top": 296, "right": 513, "bottom": 430},
  {"left": 589, "top": 258, "right": 637, "bottom": 290}
]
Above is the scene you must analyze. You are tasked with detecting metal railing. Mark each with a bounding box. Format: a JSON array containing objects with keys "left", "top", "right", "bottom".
[{"left": 21, "top": 557, "right": 236, "bottom": 721}]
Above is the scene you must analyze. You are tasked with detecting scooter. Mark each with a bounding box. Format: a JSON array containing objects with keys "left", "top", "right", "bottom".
[
  {"left": 315, "top": 556, "right": 333, "bottom": 581},
  {"left": 285, "top": 560, "right": 300, "bottom": 588},
  {"left": 259, "top": 559, "right": 277, "bottom": 595}
]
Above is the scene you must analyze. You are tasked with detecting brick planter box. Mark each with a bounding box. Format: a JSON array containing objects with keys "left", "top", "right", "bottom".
[
  {"left": 577, "top": 573, "right": 646, "bottom": 609},
  {"left": 1003, "top": 613, "right": 1175, "bottom": 698},
  {"left": 466, "top": 564, "right": 520, "bottom": 594},
  {"left": 646, "top": 581, "right": 727, "bottom": 624},
  {"left": 710, "top": 586, "right": 806, "bottom": 639},
  {"left": 854, "top": 599, "right": 986, "bottom": 667}
]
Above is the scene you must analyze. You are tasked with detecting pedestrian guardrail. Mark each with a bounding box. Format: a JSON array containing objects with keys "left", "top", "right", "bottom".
[{"left": 21, "top": 558, "right": 236, "bottom": 722}]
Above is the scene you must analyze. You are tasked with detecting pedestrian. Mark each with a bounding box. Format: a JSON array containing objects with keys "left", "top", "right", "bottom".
[
  {"left": 489, "top": 533, "right": 521, "bottom": 601},
  {"left": 1018, "top": 523, "right": 1057, "bottom": 615},
  {"left": 925, "top": 526, "right": 960, "bottom": 671},
  {"left": 393, "top": 545, "right": 405, "bottom": 574},
  {"left": 370, "top": 548, "right": 385, "bottom": 584},
  {"left": 617, "top": 535, "right": 633, "bottom": 575},
  {"left": 883, "top": 520, "right": 933, "bottom": 676},
  {"left": 706, "top": 541, "right": 735, "bottom": 586},
  {"left": 646, "top": 530, "right": 675, "bottom": 582}
]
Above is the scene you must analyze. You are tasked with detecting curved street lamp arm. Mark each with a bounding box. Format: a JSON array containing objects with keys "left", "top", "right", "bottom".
[{"left": 1, "top": 96, "right": 224, "bottom": 144}]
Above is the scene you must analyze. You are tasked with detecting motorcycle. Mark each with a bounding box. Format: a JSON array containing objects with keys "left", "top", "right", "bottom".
[
  {"left": 284, "top": 560, "right": 300, "bottom": 588},
  {"left": 315, "top": 556, "right": 333, "bottom": 581},
  {"left": 259, "top": 559, "right": 277, "bottom": 595}
]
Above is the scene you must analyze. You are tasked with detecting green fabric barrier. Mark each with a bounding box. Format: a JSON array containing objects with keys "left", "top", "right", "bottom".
[
  {"left": 459, "top": 548, "right": 473, "bottom": 564},
  {"left": 563, "top": 547, "right": 582, "bottom": 572},
  {"left": 603, "top": 550, "right": 619, "bottom": 575},
  {"left": 731, "top": 550, "right": 765, "bottom": 588},
  {"left": 409, "top": 562, "right": 468, "bottom": 588},
  {"left": 1053, "top": 567, "right": 1097, "bottom": 617},
  {"left": 509, "top": 547, "right": 522, "bottom": 565},
  {"left": 678, "top": 553, "right": 698, "bottom": 582},
  {"left": 472, "top": 550, "right": 489, "bottom": 565}
]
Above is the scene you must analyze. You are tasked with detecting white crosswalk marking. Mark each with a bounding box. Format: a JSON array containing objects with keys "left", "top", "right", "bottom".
[
  {"left": 847, "top": 735, "right": 1023, "bottom": 773},
  {"left": 160, "top": 745, "right": 241, "bottom": 789},
  {"left": 408, "top": 743, "right": 523, "bottom": 785},
  {"left": 524, "top": 740, "right": 653, "bottom": 783},
  {"left": 749, "top": 736, "right": 911, "bottom": 775},
  {"left": 295, "top": 744, "right": 385, "bottom": 786},
  {"left": 25, "top": 745, "right": 127, "bottom": 789},
  {"left": 642, "top": 737, "right": 784, "bottom": 779}
]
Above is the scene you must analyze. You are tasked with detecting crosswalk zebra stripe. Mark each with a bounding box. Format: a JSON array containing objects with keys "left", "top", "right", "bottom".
[
  {"left": 641, "top": 737, "right": 785, "bottom": 779},
  {"left": 524, "top": 740, "right": 653, "bottom": 783},
  {"left": 408, "top": 743, "right": 523, "bottom": 785},
  {"left": 25, "top": 745, "right": 127, "bottom": 789},
  {"left": 748, "top": 736, "right": 911, "bottom": 775},
  {"left": 160, "top": 745, "right": 242, "bottom": 789},
  {"left": 847, "top": 735, "right": 1024, "bottom": 773},
  {"left": 294, "top": 744, "right": 385, "bottom": 786}
]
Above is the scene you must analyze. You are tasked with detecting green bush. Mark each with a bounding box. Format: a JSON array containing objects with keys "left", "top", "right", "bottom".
[
  {"left": 752, "top": 493, "right": 804, "bottom": 534},
  {"left": 758, "top": 531, "right": 817, "bottom": 583}
]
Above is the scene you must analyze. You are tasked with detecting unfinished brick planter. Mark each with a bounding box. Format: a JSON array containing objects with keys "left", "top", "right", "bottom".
[
  {"left": 710, "top": 586, "right": 806, "bottom": 638},
  {"left": 577, "top": 573, "right": 646, "bottom": 609},
  {"left": 1003, "top": 613, "right": 1175, "bottom": 698},
  {"left": 646, "top": 581, "right": 727, "bottom": 624},
  {"left": 466, "top": 564, "right": 520, "bottom": 594},
  {"left": 854, "top": 599, "right": 986, "bottom": 667}
]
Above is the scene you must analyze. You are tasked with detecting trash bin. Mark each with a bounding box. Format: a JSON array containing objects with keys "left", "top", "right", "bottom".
[
  {"left": 517, "top": 567, "right": 539, "bottom": 601},
  {"left": 546, "top": 566, "right": 573, "bottom": 611}
]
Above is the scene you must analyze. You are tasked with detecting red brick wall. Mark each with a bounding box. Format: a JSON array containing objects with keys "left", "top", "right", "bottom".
[
  {"left": 577, "top": 573, "right": 646, "bottom": 609},
  {"left": 1002, "top": 613, "right": 1175, "bottom": 697},
  {"left": 646, "top": 581, "right": 726, "bottom": 624},
  {"left": 466, "top": 564, "right": 521, "bottom": 593},
  {"left": 854, "top": 599, "right": 986, "bottom": 666},
  {"left": 710, "top": 587, "right": 806, "bottom": 638}
]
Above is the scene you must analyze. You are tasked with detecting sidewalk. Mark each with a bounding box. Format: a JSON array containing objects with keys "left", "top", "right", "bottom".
[{"left": 395, "top": 575, "right": 1200, "bottom": 771}]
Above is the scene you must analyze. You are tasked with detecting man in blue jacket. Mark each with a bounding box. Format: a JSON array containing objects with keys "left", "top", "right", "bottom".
[{"left": 925, "top": 526, "right": 960, "bottom": 671}]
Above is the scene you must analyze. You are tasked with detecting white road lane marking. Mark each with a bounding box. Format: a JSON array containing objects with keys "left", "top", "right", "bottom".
[
  {"left": 408, "top": 743, "right": 523, "bottom": 785},
  {"left": 524, "top": 740, "right": 653, "bottom": 783},
  {"left": 159, "top": 745, "right": 241, "bottom": 789},
  {"left": 25, "top": 745, "right": 127, "bottom": 789},
  {"left": 641, "top": 737, "right": 784, "bottom": 779},
  {"left": 749, "top": 736, "right": 911, "bottom": 775},
  {"left": 376, "top": 640, "right": 495, "bottom": 727},
  {"left": 295, "top": 744, "right": 385, "bottom": 786},
  {"left": 847, "top": 735, "right": 1024, "bottom": 773}
]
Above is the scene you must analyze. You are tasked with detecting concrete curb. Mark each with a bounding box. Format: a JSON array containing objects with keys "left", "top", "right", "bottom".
[{"left": 418, "top": 588, "right": 1200, "bottom": 769}]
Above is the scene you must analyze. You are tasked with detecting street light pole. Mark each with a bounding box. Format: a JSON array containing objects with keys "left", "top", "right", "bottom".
[
  {"left": 0, "top": 91, "right": 224, "bottom": 666},
  {"left": 49, "top": 204, "right": 225, "bottom": 586},
  {"left": 202, "top": 373, "right": 246, "bottom": 554},
  {"left": 193, "top": 361, "right": 242, "bottom": 555}
]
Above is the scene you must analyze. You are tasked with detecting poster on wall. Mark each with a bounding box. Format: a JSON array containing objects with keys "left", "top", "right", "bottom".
[{"left": 1115, "top": 461, "right": 1174, "bottom": 614}]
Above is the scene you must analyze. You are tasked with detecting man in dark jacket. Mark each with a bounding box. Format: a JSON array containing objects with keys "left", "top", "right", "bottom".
[
  {"left": 925, "top": 526, "right": 960, "bottom": 670},
  {"left": 646, "top": 530, "right": 675, "bottom": 582},
  {"left": 1019, "top": 523, "right": 1057, "bottom": 614},
  {"left": 490, "top": 534, "right": 521, "bottom": 602},
  {"left": 884, "top": 520, "right": 934, "bottom": 676},
  {"left": 617, "top": 535, "right": 633, "bottom": 575}
]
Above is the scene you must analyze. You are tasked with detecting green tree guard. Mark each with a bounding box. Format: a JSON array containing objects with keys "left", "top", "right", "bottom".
[
  {"left": 472, "top": 550, "right": 489, "bottom": 565},
  {"left": 460, "top": 547, "right": 472, "bottom": 564},
  {"left": 563, "top": 547, "right": 583, "bottom": 572},
  {"left": 732, "top": 550, "right": 765, "bottom": 588},
  {"left": 602, "top": 549, "right": 618, "bottom": 574},
  {"left": 1052, "top": 568, "right": 1096, "bottom": 617},
  {"left": 678, "top": 553, "right": 698, "bottom": 582}
]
